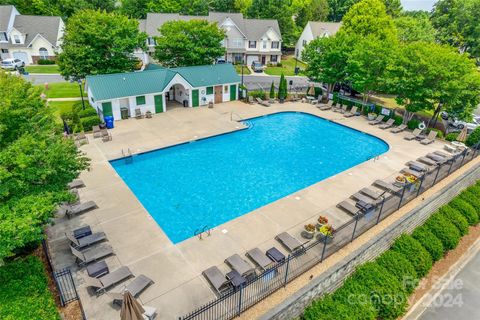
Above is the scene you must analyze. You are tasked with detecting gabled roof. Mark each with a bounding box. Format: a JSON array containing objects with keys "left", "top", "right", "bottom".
[
  {"left": 87, "top": 64, "right": 240, "bottom": 101},
  {"left": 308, "top": 22, "right": 342, "bottom": 38},
  {"left": 13, "top": 15, "right": 62, "bottom": 46},
  {"left": 0, "top": 5, "right": 15, "bottom": 31}
]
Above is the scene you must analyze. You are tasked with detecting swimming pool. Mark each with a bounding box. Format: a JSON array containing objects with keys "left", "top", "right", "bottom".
[{"left": 110, "top": 112, "right": 389, "bottom": 243}]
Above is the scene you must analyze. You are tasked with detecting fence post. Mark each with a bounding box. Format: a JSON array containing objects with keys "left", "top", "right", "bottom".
[
  {"left": 376, "top": 196, "right": 385, "bottom": 225},
  {"left": 237, "top": 284, "right": 243, "bottom": 316},
  {"left": 320, "top": 234, "right": 328, "bottom": 262},
  {"left": 447, "top": 158, "right": 455, "bottom": 175},
  {"left": 351, "top": 214, "right": 360, "bottom": 242},
  {"left": 416, "top": 174, "right": 425, "bottom": 197},
  {"left": 283, "top": 255, "right": 290, "bottom": 287},
  {"left": 460, "top": 149, "right": 467, "bottom": 167},
  {"left": 433, "top": 164, "right": 441, "bottom": 185},
  {"left": 397, "top": 184, "right": 407, "bottom": 210}
]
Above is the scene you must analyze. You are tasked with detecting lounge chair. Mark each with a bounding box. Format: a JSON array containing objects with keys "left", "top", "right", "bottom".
[
  {"left": 360, "top": 187, "right": 390, "bottom": 201},
  {"left": 401, "top": 167, "right": 424, "bottom": 178},
  {"left": 246, "top": 248, "right": 274, "bottom": 271},
  {"left": 111, "top": 275, "right": 154, "bottom": 305},
  {"left": 71, "top": 245, "right": 114, "bottom": 266},
  {"left": 93, "top": 125, "right": 102, "bottom": 138},
  {"left": 311, "top": 97, "right": 322, "bottom": 105},
  {"left": 417, "top": 156, "right": 437, "bottom": 166},
  {"left": 369, "top": 115, "right": 385, "bottom": 125},
  {"left": 68, "top": 179, "right": 85, "bottom": 189},
  {"left": 66, "top": 231, "right": 106, "bottom": 249},
  {"left": 248, "top": 96, "right": 254, "bottom": 104},
  {"left": 344, "top": 106, "right": 358, "bottom": 117},
  {"left": 351, "top": 192, "right": 381, "bottom": 206},
  {"left": 256, "top": 97, "right": 270, "bottom": 107},
  {"left": 426, "top": 153, "right": 448, "bottom": 164},
  {"left": 406, "top": 160, "right": 432, "bottom": 172},
  {"left": 202, "top": 266, "right": 232, "bottom": 296},
  {"left": 135, "top": 108, "right": 144, "bottom": 119},
  {"left": 404, "top": 128, "right": 422, "bottom": 141},
  {"left": 374, "top": 180, "right": 403, "bottom": 194},
  {"left": 65, "top": 200, "right": 98, "bottom": 218},
  {"left": 379, "top": 118, "right": 395, "bottom": 129},
  {"left": 83, "top": 266, "right": 133, "bottom": 294},
  {"left": 339, "top": 105, "right": 348, "bottom": 113},
  {"left": 275, "top": 232, "right": 305, "bottom": 253},
  {"left": 319, "top": 100, "right": 333, "bottom": 111},
  {"left": 333, "top": 103, "right": 343, "bottom": 113},
  {"left": 420, "top": 131, "right": 437, "bottom": 145},
  {"left": 391, "top": 124, "right": 407, "bottom": 133},
  {"left": 225, "top": 254, "right": 256, "bottom": 279},
  {"left": 337, "top": 200, "right": 360, "bottom": 216}
]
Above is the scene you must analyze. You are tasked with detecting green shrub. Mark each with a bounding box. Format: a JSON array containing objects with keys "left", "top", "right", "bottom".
[
  {"left": 350, "top": 263, "right": 408, "bottom": 319},
  {"left": 333, "top": 278, "right": 377, "bottom": 320},
  {"left": 445, "top": 132, "right": 459, "bottom": 141},
  {"left": 459, "top": 189, "right": 480, "bottom": 213},
  {"left": 466, "top": 126, "right": 480, "bottom": 147},
  {"left": 248, "top": 90, "right": 266, "bottom": 99},
  {"left": 59, "top": 109, "right": 74, "bottom": 121},
  {"left": 449, "top": 198, "right": 479, "bottom": 225},
  {"left": 439, "top": 205, "right": 469, "bottom": 236},
  {"left": 376, "top": 250, "right": 418, "bottom": 294},
  {"left": 407, "top": 119, "right": 421, "bottom": 130},
  {"left": 77, "top": 107, "right": 98, "bottom": 118},
  {"left": 37, "top": 59, "right": 56, "bottom": 65},
  {"left": 391, "top": 234, "right": 432, "bottom": 277},
  {"left": 0, "top": 256, "right": 60, "bottom": 320},
  {"left": 393, "top": 115, "right": 403, "bottom": 125},
  {"left": 412, "top": 226, "right": 444, "bottom": 262},
  {"left": 80, "top": 115, "right": 101, "bottom": 132},
  {"left": 303, "top": 294, "right": 356, "bottom": 320},
  {"left": 426, "top": 128, "right": 444, "bottom": 139},
  {"left": 425, "top": 212, "right": 461, "bottom": 250}
]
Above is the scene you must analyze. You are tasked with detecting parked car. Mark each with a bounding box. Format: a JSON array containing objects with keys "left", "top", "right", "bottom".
[
  {"left": 1, "top": 58, "right": 25, "bottom": 70},
  {"left": 443, "top": 112, "right": 480, "bottom": 132},
  {"left": 251, "top": 61, "right": 265, "bottom": 72},
  {"left": 215, "top": 58, "right": 226, "bottom": 64}
]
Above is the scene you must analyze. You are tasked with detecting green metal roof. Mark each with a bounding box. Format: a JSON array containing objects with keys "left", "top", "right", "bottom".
[{"left": 87, "top": 64, "right": 240, "bottom": 101}]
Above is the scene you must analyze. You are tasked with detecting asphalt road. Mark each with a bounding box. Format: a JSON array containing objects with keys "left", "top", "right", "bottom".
[{"left": 241, "top": 74, "right": 311, "bottom": 91}]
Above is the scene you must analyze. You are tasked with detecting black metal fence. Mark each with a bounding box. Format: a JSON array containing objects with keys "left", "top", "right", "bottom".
[
  {"left": 53, "top": 268, "right": 80, "bottom": 306},
  {"left": 180, "top": 146, "right": 479, "bottom": 320}
]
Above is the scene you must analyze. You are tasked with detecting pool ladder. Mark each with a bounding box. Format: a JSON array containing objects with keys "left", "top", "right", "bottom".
[
  {"left": 194, "top": 225, "right": 211, "bottom": 240},
  {"left": 122, "top": 148, "right": 133, "bottom": 164},
  {"left": 230, "top": 112, "right": 243, "bottom": 122}
]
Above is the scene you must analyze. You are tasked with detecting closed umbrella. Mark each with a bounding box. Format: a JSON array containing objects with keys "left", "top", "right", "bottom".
[
  {"left": 457, "top": 127, "right": 468, "bottom": 142},
  {"left": 307, "top": 84, "right": 315, "bottom": 96},
  {"left": 63, "top": 119, "right": 71, "bottom": 135},
  {"left": 120, "top": 290, "right": 145, "bottom": 320}
]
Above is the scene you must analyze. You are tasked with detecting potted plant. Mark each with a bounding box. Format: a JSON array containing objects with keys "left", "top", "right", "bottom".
[
  {"left": 367, "top": 112, "right": 377, "bottom": 121},
  {"left": 318, "top": 224, "right": 335, "bottom": 243},
  {"left": 317, "top": 215, "right": 329, "bottom": 229},
  {"left": 302, "top": 223, "right": 316, "bottom": 239}
]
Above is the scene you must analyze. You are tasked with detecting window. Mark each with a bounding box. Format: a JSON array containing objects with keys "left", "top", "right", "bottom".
[
  {"left": 224, "top": 85, "right": 229, "bottom": 93},
  {"left": 262, "top": 41, "right": 267, "bottom": 49},
  {"left": 233, "top": 53, "right": 243, "bottom": 63},
  {"left": 206, "top": 86, "right": 213, "bottom": 95},
  {"left": 147, "top": 37, "right": 156, "bottom": 46},
  {"left": 231, "top": 38, "right": 243, "bottom": 48},
  {"left": 13, "top": 35, "right": 21, "bottom": 44},
  {"left": 1, "top": 49, "right": 8, "bottom": 53},
  {"left": 270, "top": 55, "right": 278, "bottom": 63},
  {"left": 271, "top": 41, "right": 279, "bottom": 49},
  {"left": 39, "top": 47, "right": 48, "bottom": 60},
  {"left": 302, "top": 40, "right": 307, "bottom": 46},
  {"left": 248, "top": 41, "right": 256, "bottom": 48},
  {"left": 136, "top": 96, "right": 146, "bottom": 105},
  {"left": 0, "top": 32, "right": 7, "bottom": 42}
]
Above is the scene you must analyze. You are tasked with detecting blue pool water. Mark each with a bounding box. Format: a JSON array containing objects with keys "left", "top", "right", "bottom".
[{"left": 110, "top": 112, "right": 389, "bottom": 243}]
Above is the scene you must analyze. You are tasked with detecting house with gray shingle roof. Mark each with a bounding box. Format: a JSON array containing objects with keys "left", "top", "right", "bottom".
[
  {"left": 139, "top": 12, "right": 282, "bottom": 66},
  {"left": 0, "top": 5, "right": 64, "bottom": 64},
  {"left": 295, "top": 21, "right": 342, "bottom": 61}
]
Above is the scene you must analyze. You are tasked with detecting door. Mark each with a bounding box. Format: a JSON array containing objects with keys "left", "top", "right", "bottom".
[
  {"left": 102, "top": 102, "right": 113, "bottom": 117},
  {"left": 154, "top": 94, "right": 163, "bottom": 113},
  {"left": 261, "top": 55, "right": 266, "bottom": 65},
  {"left": 230, "top": 84, "right": 237, "bottom": 101},
  {"left": 192, "top": 89, "right": 199, "bottom": 107},
  {"left": 214, "top": 85, "right": 223, "bottom": 104}
]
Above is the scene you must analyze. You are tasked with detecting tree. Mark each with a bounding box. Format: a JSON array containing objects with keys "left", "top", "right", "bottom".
[
  {"left": 0, "top": 72, "right": 88, "bottom": 259},
  {"left": 394, "top": 13, "right": 436, "bottom": 42},
  {"left": 0, "top": 0, "right": 115, "bottom": 18},
  {"left": 154, "top": 20, "right": 225, "bottom": 67},
  {"left": 387, "top": 42, "right": 480, "bottom": 125},
  {"left": 119, "top": 0, "right": 150, "bottom": 19},
  {"left": 327, "top": 0, "right": 359, "bottom": 21},
  {"left": 302, "top": 33, "right": 351, "bottom": 99},
  {"left": 269, "top": 81, "right": 276, "bottom": 99},
  {"left": 296, "top": 0, "right": 330, "bottom": 29},
  {"left": 58, "top": 10, "right": 147, "bottom": 80},
  {"left": 431, "top": 0, "right": 480, "bottom": 61},
  {"left": 210, "top": 0, "right": 238, "bottom": 11},
  {"left": 277, "top": 73, "right": 288, "bottom": 100},
  {"left": 383, "top": 0, "right": 402, "bottom": 17}
]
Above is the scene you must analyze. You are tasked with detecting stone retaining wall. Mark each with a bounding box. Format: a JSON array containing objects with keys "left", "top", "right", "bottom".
[{"left": 260, "top": 164, "right": 480, "bottom": 320}]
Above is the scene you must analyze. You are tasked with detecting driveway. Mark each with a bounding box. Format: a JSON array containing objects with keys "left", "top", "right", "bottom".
[{"left": 242, "top": 74, "right": 311, "bottom": 92}]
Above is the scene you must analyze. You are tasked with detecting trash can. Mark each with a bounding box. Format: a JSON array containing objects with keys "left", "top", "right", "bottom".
[
  {"left": 183, "top": 99, "right": 189, "bottom": 108},
  {"left": 120, "top": 107, "right": 129, "bottom": 119},
  {"left": 104, "top": 116, "right": 114, "bottom": 129}
]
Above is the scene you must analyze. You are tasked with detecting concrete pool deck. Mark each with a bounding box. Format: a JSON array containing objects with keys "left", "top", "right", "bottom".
[{"left": 47, "top": 101, "right": 445, "bottom": 319}]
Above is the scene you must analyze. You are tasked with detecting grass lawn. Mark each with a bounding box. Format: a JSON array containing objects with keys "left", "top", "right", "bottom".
[
  {"left": 265, "top": 56, "right": 307, "bottom": 76},
  {"left": 234, "top": 64, "right": 251, "bottom": 75},
  {"left": 48, "top": 100, "right": 81, "bottom": 122},
  {"left": 36, "top": 82, "right": 86, "bottom": 99},
  {"left": 371, "top": 94, "right": 437, "bottom": 119},
  {"left": 25, "top": 65, "right": 60, "bottom": 74}
]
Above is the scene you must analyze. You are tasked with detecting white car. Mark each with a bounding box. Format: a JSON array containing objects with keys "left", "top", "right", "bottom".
[
  {"left": 1, "top": 58, "right": 25, "bottom": 70},
  {"left": 448, "top": 116, "right": 480, "bottom": 132}
]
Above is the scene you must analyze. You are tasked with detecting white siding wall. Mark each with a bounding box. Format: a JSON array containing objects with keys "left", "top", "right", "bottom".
[
  {"left": 198, "top": 86, "right": 214, "bottom": 105},
  {"left": 295, "top": 23, "right": 314, "bottom": 61}
]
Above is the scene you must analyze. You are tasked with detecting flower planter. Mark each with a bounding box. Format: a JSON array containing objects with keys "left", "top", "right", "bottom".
[
  {"left": 318, "top": 233, "right": 333, "bottom": 244},
  {"left": 301, "top": 230, "right": 315, "bottom": 239}
]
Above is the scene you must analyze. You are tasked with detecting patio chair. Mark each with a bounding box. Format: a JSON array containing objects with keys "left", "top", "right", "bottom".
[
  {"left": 202, "top": 266, "right": 232, "bottom": 296},
  {"left": 369, "top": 115, "right": 385, "bottom": 125},
  {"left": 111, "top": 274, "right": 154, "bottom": 305},
  {"left": 426, "top": 153, "right": 449, "bottom": 164},
  {"left": 390, "top": 124, "right": 407, "bottom": 133},
  {"left": 275, "top": 232, "right": 305, "bottom": 253},
  {"left": 351, "top": 192, "right": 382, "bottom": 206},
  {"left": 374, "top": 179, "right": 403, "bottom": 194},
  {"left": 225, "top": 254, "right": 256, "bottom": 279},
  {"left": 71, "top": 245, "right": 114, "bottom": 266},
  {"left": 420, "top": 131, "right": 437, "bottom": 145},
  {"left": 66, "top": 231, "right": 107, "bottom": 249},
  {"left": 417, "top": 156, "right": 437, "bottom": 166},
  {"left": 332, "top": 103, "right": 343, "bottom": 113},
  {"left": 68, "top": 179, "right": 85, "bottom": 189},
  {"left": 360, "top": 187, "right": 390, "bottom": 201},
  {"left": 344, "top": 106, "right": 358, "bottom": 118},
  {"left": 246, "top": 248, "right": 274, "bottom": 272},
  {"left": 135, "top": 108, "right": 144, "bottom": 119},
  {"left": 319, "top": 100, "right": 333, "bottom": 111},
  {"left": 65, "top": 200, "right": 98, "bottom": 218},
  {"left": 256, "top": 97, "right": 270, "bottom": 107},
  {"left": 404, "top": 128, "right": 422, "bottom": 141},
  {"left": 248, "top": 96, "right": 254, "bottom": 104},
  {"left": 379, "top": 118, "right": 395, "bottom": 129},
  {"left": 93, "top": 125, "right": 102, "bottom": 138},
  {"left": 83, "top": 266, "right": 133, "bottom": 294},
  {"left": 337, "top": 200, "right": 360, "bottom": 216}
]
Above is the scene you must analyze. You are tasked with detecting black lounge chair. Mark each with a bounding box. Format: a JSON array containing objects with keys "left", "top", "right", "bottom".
[
  {"left": 351, "top": 192, "right": 381, "bottom": 206},
  {"left": 417, "top": 156, "right": 437, "bottom": 166},
  {"left": 83, "top": 266, "right": 133, "bottom": 294},
  {"left": 66, "top": 200, "right": 98, "bottom": 218},
  {"left": 275, "top": 232, "right": 305, "bottom": 253},
  {"left": 111, "top": 275, "right": 154, "bottom": 305},
  {"left": 202, "top": 266, "right": 232, "bottom": 296},
  {"left": 337, "top": 200, "right": 360, "bottom": 216},
  {"left": 71, "top": 245, "right": 114, "bottom": 266},
  {"left": 246, "top": 248, "right": 274, "bottom": 271},
  {"left": 266, "top": 247, "right": 286, "bottom": 263},
  {"left": 374, "top": 180, "right": 403, "bottom": 194},
  {"left": 225, "top": 254, "right": 256, "bottom": 279},
  {"left": 66, "top": 231, "right": 107, "bottom": 249},
  {"left": 360, "top": 187, "right": 391, "bottom": 201}
]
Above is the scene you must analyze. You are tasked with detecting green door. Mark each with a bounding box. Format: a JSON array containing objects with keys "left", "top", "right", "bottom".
[
  {"left": 192, "top": 89, "right": 199, "bottom": 107},
  {"left": 230, "top": 84, "right": 237, "bottom": 101},
  {"left": 102, "top": 102, "right": 113, "bottom": 117},
  {"left": 154, "top": 94, "right": 163, "bottom": 113}
]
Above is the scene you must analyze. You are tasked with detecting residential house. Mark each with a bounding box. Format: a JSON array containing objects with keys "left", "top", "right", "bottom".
[
  {"left": 138, "top": 12, "right": 282, "bottom": 66},
  {"left": 295, "top": 21, "right": 342, "bottom": 61},
  {"left": 0, "top": 5, "right": 64, "bottom": 64},
  {"left": 86, "top": 63, "right": 240, "bottom": 121}
]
